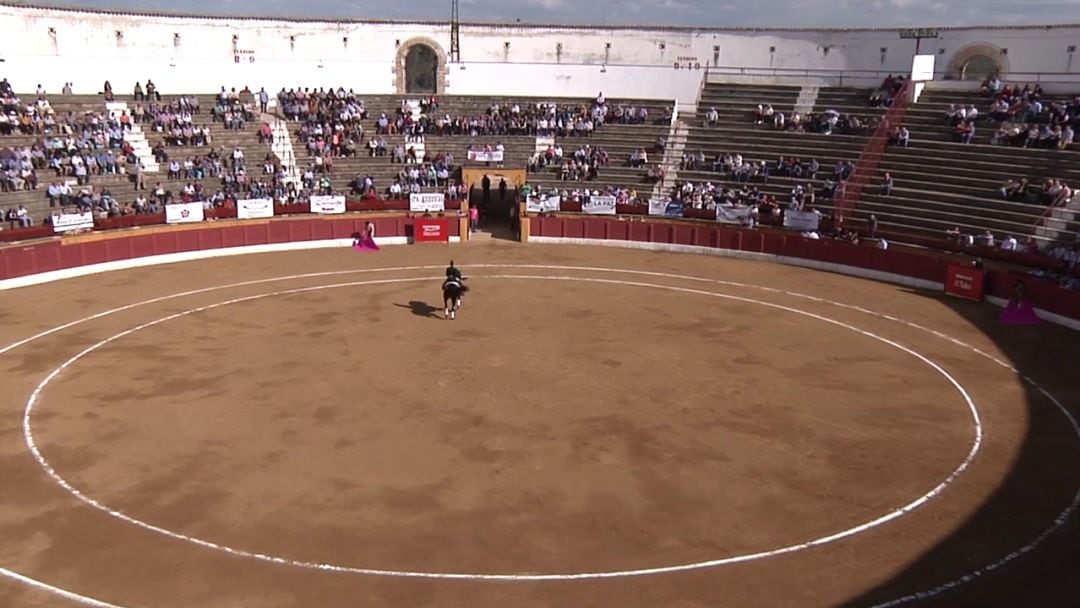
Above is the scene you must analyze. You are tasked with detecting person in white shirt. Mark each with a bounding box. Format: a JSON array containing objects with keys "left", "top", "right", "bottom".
[
  {"left": 877, "top": 238, "right": 889, "bottom": 251},
  {"left": 15, "top": 205, "right": 31, "bottom": 227},
  {"left": 1001, "top": 235, "right": 1018, "bottom": 251}
]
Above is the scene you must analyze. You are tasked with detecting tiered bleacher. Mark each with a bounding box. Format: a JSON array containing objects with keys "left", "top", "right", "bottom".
[
  {"left": 673, "top": 80, "right": 1079, "bottom": 258},
  {"left": 1, "top": 76, "right": 1078, "bottom": 287}
]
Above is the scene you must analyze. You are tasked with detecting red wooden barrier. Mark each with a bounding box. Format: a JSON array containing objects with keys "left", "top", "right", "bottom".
[{"left": 527, "top": 216, "right": 1080, "bottom": 321}]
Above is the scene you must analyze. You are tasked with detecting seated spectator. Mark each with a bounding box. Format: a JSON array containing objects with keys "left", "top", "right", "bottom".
[
  {"left": 879, "top": 172, "right": 894, "bottom": 196},
  {"left": 15, "top": 204, "right": 31, "bottom": 227},
  {"left": 999, "top": 178, "right": 1029, "bottom": 200},
  {"left": 954, "top": 120, "right": 975, "bottom": 144}
]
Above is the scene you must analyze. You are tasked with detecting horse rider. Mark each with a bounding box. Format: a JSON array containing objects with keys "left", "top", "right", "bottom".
[
  {"left": 443, "top": 260, "right": 466, "bottom": 312},
  {"left": 445, "top": 260, "right": 462, "bottom": 281}
]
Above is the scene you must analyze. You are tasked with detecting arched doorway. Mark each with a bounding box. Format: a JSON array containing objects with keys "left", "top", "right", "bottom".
[
  {"left": 947, "top": 43, "right": 1008, "bottom": 81},
  {"left": 958, "top": 55, "right": 999, "bottom": 81},
  {"left": 394, "top": 38, "right": 448, "bottom": 95},
  {"left": 405, "top": 44, "right": 439, "bottom": 94}
]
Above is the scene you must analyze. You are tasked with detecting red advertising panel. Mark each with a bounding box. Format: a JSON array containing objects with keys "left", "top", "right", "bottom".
[
  {"left": 414, "top": 219, "right": 450, "bottom": 243},
  {"left": 945, "top": 264, "right": 986, "bottom": 301}
]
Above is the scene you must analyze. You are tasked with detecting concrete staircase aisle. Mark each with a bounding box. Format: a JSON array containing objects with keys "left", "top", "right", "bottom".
[
  {"left": 654, "top": 118, "right": 688, "bottom": 198},
  {"left": 795, "top": 85, "right": 820, "bottom": 115},
  {"left": 106, "top": 101, "right": 159, "bottom": 173},
  {"left": 1036, "top": 194, "right": 1080, "bottom": 242},
  {"left": 268, "top": 116, "right": 299, "bottom": 185}
]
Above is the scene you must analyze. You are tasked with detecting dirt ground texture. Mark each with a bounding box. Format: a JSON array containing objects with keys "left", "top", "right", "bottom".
[{"left": 0, "top": 240, "right": 1078, "bottom": 608}]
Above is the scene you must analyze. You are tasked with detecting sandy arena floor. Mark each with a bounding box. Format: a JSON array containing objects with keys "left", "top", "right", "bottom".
[{"left": 0, "top": 240, "right": 1078, "bottom": 608}]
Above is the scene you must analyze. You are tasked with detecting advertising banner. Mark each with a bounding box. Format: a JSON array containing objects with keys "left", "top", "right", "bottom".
[
  {"left": 237, "top": 197, "right": 274, "bottom": 220},
  {"left": 783, "top": 209, "right": 821, "bottom": 231},
  {"left": 526, "top": 195, "right": 561, "bottom": 213},
  {"left": 410, "top": 192, "right": 446, "bottom": 213},
  {"left": 165, "top": 202, "right": 204, "bottom": 224},
  {"left": 944, "top": 265, "right": 986, "bottom": 301},
  {"left": 582, "top": 195, "right": 617, "bottom": 215},
  {"left": 648, "top": 198, "right": 669, "bottom": 216},
  {"left": 50, "top": 211, "right": 94, "bottom": 233},
  {"left": 715, "top": 205, "right": 751, "bottom": 224},
  {"left": 466, "top": 150, "right": 504, "bottom": 163},
  {"left": 648, "top": 198, "right": 683, "bottom": 217},
  {"left": 414, "top": 218, "right": 449, "bottom": 243},
  {"left": 309, "top": 195, "right": 346, "bottom": 215}
]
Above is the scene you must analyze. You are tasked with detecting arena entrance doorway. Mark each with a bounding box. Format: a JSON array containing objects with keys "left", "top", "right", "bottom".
[
  {"left": 462, "top": 168, "right": 526, "bottom": 238},
  {"left": 405, "top": 44, "right": 439, "bottom": 94}
]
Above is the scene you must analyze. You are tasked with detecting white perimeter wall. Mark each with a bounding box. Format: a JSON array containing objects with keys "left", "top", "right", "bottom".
[{"left": 0, "top": 4, "right": 1078, "bottom": 101}]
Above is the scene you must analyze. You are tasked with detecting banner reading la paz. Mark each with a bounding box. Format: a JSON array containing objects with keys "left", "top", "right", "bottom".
[
  {"left": 237, "top": 197, "right": 274, "bottom": 220},
  {"left": 582, "top": 195, "right": 617, "bottom": 215},
  {"left": 165, "top": 202, "right": 204, "bottom": 224},
  {"left": 309, "top": 195, "right": 346, "bottom": 215},
  {"left": 50, "top": 211, "right": 94, "bottom": 233},
  {"left": 410, "top": 192, "right": 446, "bottom": 213}
]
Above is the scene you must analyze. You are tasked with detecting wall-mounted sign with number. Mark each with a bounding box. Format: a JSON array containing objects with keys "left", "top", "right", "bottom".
[{"left": 673, "top": 56, "right": 702, "bottom": 70}]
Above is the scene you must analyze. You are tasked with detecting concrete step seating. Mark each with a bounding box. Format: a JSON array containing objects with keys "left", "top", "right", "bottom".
[{"left": 678, "top": 81, "right": 1080, "bottom": 245}]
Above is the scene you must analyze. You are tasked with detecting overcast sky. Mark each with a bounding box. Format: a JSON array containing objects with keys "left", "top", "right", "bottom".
[{"left": 27, "top": 0, "right": 1080, "bottom": 27}]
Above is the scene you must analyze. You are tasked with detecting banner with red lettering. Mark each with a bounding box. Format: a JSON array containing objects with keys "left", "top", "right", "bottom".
[
  {"left": 944, "top": 264, "right": 986, "bottom": 301},
  {"left": 414, "top": 218, "right": 449, "bottom": 243}
]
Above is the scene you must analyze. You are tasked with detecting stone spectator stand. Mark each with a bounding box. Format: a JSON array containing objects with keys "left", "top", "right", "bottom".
[
  {"left": 675, "top": 81, "right": 1080, "bottom": 249},
  {"left": 271, "top": 92, "right": 671, "bottom": 204},
  {"left": 0, "top": 90, "right": 280, "bottom": 226}
]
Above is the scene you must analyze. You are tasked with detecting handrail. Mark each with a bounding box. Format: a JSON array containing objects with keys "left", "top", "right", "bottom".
[
  {"left": 835, "top": 79, "right": 914, "bottom": 222},
  {"left": 1032, "top": 192, "right": 1078, "bottom": 238}
]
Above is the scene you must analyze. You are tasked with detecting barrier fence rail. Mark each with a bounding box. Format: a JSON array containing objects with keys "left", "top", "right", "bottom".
[
  {"left": 2, "top": 211, "right": 1077, "bottom": 324},
  {"left": 0, "top": 198, "right": 465, "bottom": 244},
  {"left": 528, "top": 215, "right": 1080, "bottom": 323}
]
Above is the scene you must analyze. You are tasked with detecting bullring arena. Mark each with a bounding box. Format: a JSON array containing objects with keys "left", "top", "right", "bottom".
[
  {"left": 2, "top": 2, "right": 1080, "bottom": 607},
  {"left": 1, "top": 222, "right": 1078, "bottom": 608}
]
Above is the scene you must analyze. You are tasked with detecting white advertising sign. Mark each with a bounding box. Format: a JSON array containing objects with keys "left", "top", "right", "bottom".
[
  {"left": 582, "top": 195, "right": 617, "bottom": 215},
  {"left": 237, "top": 197, "right": 274, "bottom": 220},
  {"left": 410, "top": 192, "right": 446, "bottom": 213},
  {"left": 648, "top": 198, "right": 671, "bottom": 216},
  {"left": 783, "top": 209, "right": 821, "bottom": 231},
  {"left": 467, "top": 150, "right": 504, "bottom": 163},
  {"left": 715, "top": 205, "right": 752, "bottom": 224},
  {"left": 526, "top": 195, "right": 561, "bottom": 213},
  {"left": 165, "top": 202, "right": 204, "bottom": 224},
  {"left": 309, "top": 195, "right": 346, "bottom": 215},
  {"left": 50, "top": 211, "right": 94, "bottom": 233}
]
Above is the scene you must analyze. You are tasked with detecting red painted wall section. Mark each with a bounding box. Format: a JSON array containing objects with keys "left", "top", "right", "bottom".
[
  {"left": 4, "top": 214, "right": 1079, "bottom": 322},
  {"left": 528, "top": 216, "right": 1080, "bottom": 321}
]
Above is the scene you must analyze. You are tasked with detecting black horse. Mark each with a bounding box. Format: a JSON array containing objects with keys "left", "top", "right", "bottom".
[{"left": 442, "top": 277, "right": 468, "bottom": 319}]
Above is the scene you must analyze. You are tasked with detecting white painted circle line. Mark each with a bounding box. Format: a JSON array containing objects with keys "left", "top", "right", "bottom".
[
  {"left": 21, "top": 274, "right": 981, "bottom": 582},
  {"left": 0, "top": 565, "right": 124, "bottom": 608}
]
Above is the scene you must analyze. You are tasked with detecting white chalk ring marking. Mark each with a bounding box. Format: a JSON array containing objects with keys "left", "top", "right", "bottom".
[{"left": 23, "top": 274, "right": 981, "bottom": 581}]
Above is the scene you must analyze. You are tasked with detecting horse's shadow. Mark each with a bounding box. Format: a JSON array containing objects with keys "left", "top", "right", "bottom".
[{"left": 394, "top": 301, "right": 440, "bottom": 319}]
